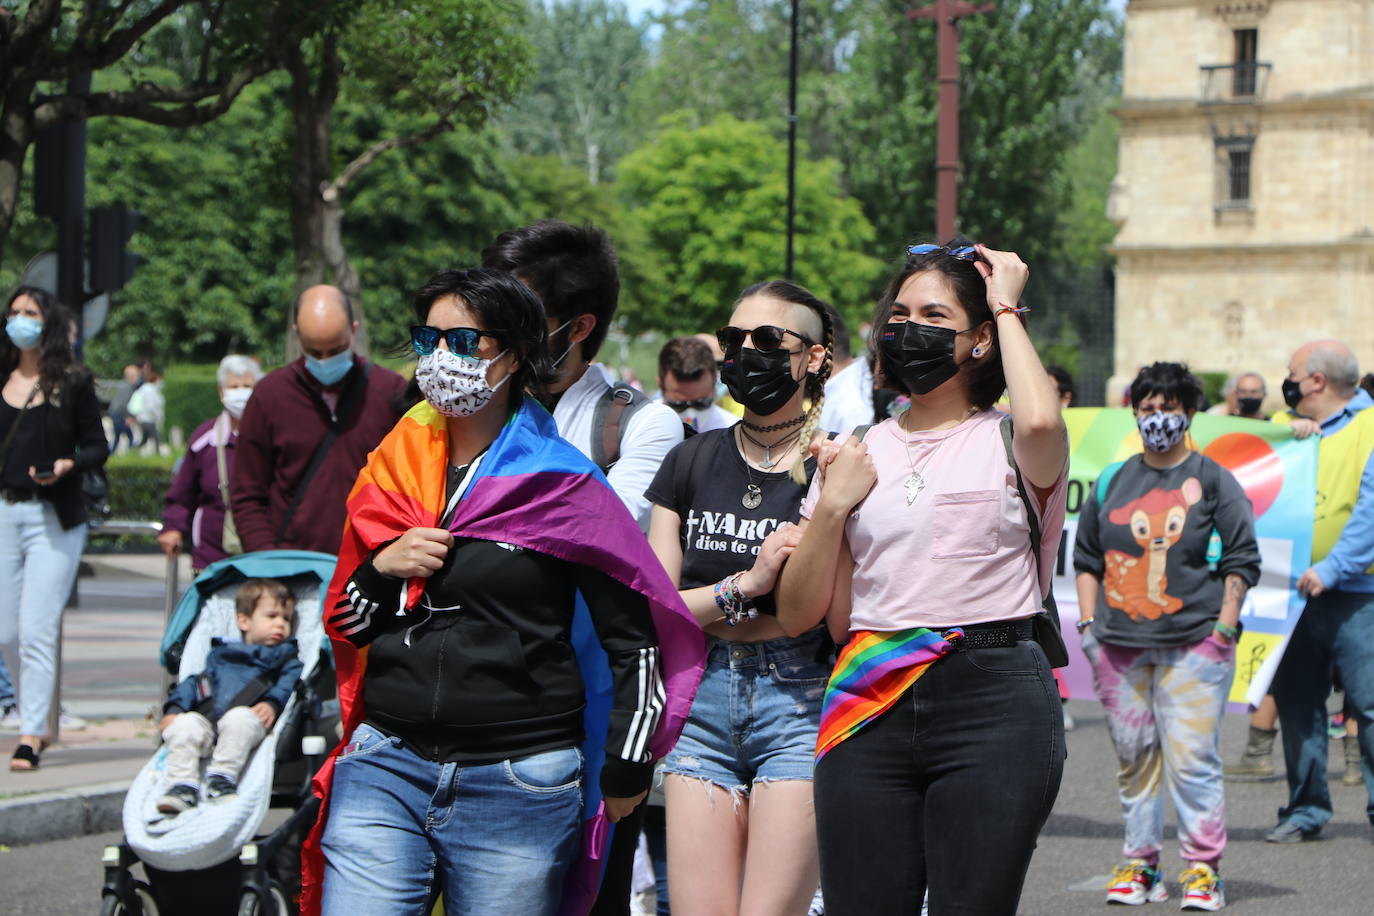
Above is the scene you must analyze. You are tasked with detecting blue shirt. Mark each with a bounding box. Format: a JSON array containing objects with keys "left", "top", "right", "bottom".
[{"left": 1311, "top": 389, "right": 1374, "bottom": 593}]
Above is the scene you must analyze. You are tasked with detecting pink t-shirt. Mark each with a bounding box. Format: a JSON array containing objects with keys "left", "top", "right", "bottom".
[{"left": 801, "top": 410, "right": 1067, "bottom": 633}]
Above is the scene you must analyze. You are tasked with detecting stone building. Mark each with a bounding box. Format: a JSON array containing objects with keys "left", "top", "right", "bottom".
[{"left": 1108, "top": 0, "right": 1374, "bottom": 406}]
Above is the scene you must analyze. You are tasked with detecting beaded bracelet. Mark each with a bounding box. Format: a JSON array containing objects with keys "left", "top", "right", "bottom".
[
  {"left": 713, "top": 572, "right": 758, "bottom": 627},
  {"left": 993, "top": 302, "right": 1030, "bottom": 320}
]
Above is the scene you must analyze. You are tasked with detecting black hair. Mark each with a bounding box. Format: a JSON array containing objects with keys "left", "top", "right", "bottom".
[
  {"left": 2, "top": 286, "right": 79, "bottom": 397},
  {"left": 869, "top": 238, "right": 1006, "bottom": 410},
  {"left": 1129, "top": 362, "right": 1204, "bottom": 413},
  {"left": 659, "top": 336, "right": 716, "bottom": 381},
  {"left": 733, "top": 279, "right": 835, "bottom": 484},
  {"left": 480, "top": 220, "right": 619, "bottom": 361},
  {"left": 826, "top": 303, "right": 852, "bottom": 362},
  {"left": 411, "top": 268, "right": 555, "bottom": 406},
  {"left": 1046, "top": 365, "right": 1076, "bottom": 404}
]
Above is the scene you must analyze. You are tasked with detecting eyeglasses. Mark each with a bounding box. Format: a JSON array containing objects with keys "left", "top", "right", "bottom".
[
  {"left": 715, "top": 325, "right": 814, "bottom": 355},
  {"left": 907, "top": 243, "right": 978, "bottom": 261},
  {"left": 665, "top": 397, "right": 715, "bottom": 412},
  {"left": 410, "top": 325, "right": 498, "bottom": 358}
]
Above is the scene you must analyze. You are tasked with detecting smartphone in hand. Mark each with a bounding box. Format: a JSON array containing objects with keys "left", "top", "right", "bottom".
[{"left": 32, "top": 464, "right": 56, "bottom": 481}]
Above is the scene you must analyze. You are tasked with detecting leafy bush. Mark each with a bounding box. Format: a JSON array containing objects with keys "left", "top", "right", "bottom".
[{"left": 164, "top": 363, "right": 223, "bottom": 439}]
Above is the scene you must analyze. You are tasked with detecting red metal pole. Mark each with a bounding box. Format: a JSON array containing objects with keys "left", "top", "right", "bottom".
[{"left": 907, "top": 2, "right": 994, "bottom": 242}]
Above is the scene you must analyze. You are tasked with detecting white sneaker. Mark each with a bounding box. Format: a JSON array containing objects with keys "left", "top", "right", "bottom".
[
  {"left": 58, "top": 707, "right": 88, "bottom": 731},
  {"left": 0, "top": 703, "right": 19, "bottom": 733},
  {"left": 1179, "top": 863, "right": 1225, "bottom": 911},
  {"left": 1107, "top": 860, "right": 1168, "bottom": 905}
]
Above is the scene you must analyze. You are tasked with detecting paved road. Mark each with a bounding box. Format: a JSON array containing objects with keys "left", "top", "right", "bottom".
[{"left": 2, "top": 701, "right": 1370, "bottom": 914}]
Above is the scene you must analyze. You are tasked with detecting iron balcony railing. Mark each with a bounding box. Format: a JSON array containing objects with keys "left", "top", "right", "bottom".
[{"left": 1200, "top": 62, "right": 1272, "bottom": 102}]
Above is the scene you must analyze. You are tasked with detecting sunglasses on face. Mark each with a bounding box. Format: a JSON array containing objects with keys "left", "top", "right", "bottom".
[
  {"left": 665, "top": 397, "right": 715, "bottom": 412},
  {"left": 410, "top": 325, "right": 499, "bottom": 358},
  {"left": 715, "top": 325, "right": 814, "bottom": 355},
  {"left": 907, "top": 243, "right": 978, "bottom": 261}
]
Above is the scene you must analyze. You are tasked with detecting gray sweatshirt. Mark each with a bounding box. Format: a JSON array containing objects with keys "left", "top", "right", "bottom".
[{"left": 1073, "top": 452, "right": 1261, "bottom": 648}]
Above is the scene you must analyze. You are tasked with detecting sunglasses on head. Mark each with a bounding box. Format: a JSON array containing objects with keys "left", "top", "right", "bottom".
[
  {"left": 410, "top": 325, "right": 499, "bottom": 358},
  {"left": 907, "top": 243, "right": 979, "bottom": 261},
  {"left": 715, "top": 325, "right": 814, "bottom": 355}
]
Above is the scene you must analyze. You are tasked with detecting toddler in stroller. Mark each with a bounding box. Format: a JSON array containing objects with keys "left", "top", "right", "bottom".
[
  {"left": 102, "top": 551, "right": 337, "bottom": 916},
  {"left": 156, "top": 578, "right": 303, "bottom": 816}
]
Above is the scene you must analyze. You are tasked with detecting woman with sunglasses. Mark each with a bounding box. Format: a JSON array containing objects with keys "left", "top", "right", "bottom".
[
  {"left": 645, "top": 280, "right": 833, "bottom": 915},
  {"left": 307, "top": 269, "right": 703, "bottom": 915},
  {"left": 776, "top": 242, "right": 1070, "bottom": 915}
]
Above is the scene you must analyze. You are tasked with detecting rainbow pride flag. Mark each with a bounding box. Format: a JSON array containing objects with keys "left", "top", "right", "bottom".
[
  {"left": 815, "top": 627, "right": 962, "bottom": 760},
  {"left": 301, "top": 398, "right": 704, "bottom": 916}
]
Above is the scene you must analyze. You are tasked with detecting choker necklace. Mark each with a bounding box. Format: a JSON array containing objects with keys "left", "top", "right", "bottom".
[
  {"left": 741, "top": 414, "right": 806, "bottom": 433},
  {"left": 739, "top": 425, "right": 802, "bottom": 470},
  {"left": 899, "top": 406, "right": 978, "bottom": 506}
]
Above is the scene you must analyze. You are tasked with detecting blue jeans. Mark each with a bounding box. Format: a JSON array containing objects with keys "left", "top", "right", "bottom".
[
  {"left": 0, "top": 651, "right": 14, "bottom": 706},
  {"left": 0, "top": 500, "right": 87, "bottom": 736},
  {"left": 661, "top": 629, "right": 829, "bottom": 791},
  {"left": 1272, "top": 590, "right": 1374, "bottom": 830},
  {"left": 320, "top": 724, "right": 584, "bottom": 916}
]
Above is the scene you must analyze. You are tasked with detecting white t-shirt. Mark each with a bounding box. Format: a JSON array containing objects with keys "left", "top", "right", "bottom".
[
  {"left": 819, "top": 359, "right": 875, "bottom": 433},
  {"left": 553, "top": 363, "right": 685, "bottom": 532},
  {"left": 802, "top": 411, "right": 1068, "bottom": 632}
]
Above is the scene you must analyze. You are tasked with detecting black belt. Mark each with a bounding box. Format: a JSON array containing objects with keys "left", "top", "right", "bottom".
[
  {"left": 0, "top": 488, "right": 36, "bottom": 503},
  {"left": 942, "top": 618, "right": 1034, "bottom": 650}
]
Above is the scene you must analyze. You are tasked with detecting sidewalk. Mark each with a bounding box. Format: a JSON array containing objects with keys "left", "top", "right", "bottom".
[{"left": 0, "top": 552, "right": 191, "bottom": 845}]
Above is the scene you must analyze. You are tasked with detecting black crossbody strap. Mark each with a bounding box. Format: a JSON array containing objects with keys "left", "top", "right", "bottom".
[
  {"left": 276, "top": 363, "right": 373, "bottom": 544},
  {"left": 999, "top": 415, "right": 1069, "bottom": 668},
  {"left": 0, "top": 383, "right": 41, "bottom": 470}
]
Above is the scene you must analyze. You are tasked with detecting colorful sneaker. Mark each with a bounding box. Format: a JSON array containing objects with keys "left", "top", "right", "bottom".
[
  {"left": 156, "top": 783, "right": 199, "bottom": 815},
  {"left": 1179, "top": 863, "right": 1225, "bottom": 911},
  {"left": 1107, "top": 860, "right": 1168, "bottom": 905}
]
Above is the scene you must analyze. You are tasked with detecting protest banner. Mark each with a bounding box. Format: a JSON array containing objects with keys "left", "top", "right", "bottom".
[{"left": 1052, "top": 408, "right": 1316, "bottom": 707}]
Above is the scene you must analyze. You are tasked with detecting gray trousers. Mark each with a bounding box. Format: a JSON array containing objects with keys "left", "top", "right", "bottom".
[{"left": 162, "top": 707, "right": 267, "bottom": 787}]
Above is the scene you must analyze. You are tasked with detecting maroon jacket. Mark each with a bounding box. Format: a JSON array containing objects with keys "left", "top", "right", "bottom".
[
  {"left": 162, "top": 413, "right": 237, "bottom": 570},
  {"left": 230, "top": 355, "right": 408, "bottom": 555}
]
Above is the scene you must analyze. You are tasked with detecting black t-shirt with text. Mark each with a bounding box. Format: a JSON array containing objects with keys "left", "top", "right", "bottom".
[{"left": 645, "top": 427, "right": 815, "bottom": 616}]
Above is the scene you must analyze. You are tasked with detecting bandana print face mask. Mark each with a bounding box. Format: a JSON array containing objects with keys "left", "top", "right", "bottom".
[
  {"left": 1137, "top": 411, "right": 1189, "bottom": 453},
  {"left": 415, "top": 346, "right": 510, "bottom": 417}
]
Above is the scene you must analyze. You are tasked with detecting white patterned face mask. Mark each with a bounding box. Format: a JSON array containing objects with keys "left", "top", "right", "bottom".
[{"left": 415, "top": 346, "right": 511, "bottom": 417}]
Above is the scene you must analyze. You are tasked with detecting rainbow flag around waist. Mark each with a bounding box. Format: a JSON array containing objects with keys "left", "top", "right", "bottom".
[{"left": 816, "top": 627, "right": 963, "bottom": 760}]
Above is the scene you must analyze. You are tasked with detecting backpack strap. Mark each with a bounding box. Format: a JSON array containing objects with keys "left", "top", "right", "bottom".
[
  {"left": 591, "top": 383, "right": 649, "bottom": 472},
  {"left": 999, "top": 415, "right": 1069, "bottom": 668}
]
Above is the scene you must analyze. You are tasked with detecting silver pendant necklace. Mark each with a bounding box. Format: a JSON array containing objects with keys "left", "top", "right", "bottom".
[
  {"left": 900, "top": 406, "right": 977, "bottom": 506},
  {"left": 737, "top": 426, "right": 797, "bottom": 510},
  {"left": 739, "top": 424, "right": 802, "bottom": 471}
]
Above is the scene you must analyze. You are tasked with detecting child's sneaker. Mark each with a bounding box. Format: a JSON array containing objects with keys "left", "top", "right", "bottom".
[
  {"left": 1107, "top": 860, "right": 1168, "bottom": 905},
  {"left": 1179, "top": 863, "right": 1225, "bottom": 911},
  {"left": 156, "top": 784, "right": 200, "bottom": 815},
  {"left": 205, "top": 773, "right": 238, "bottom": 801}
]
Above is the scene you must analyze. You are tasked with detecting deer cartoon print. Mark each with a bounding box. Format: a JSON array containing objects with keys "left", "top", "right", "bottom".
[{"left": 1102, "top": 478, "right": 1203, "bottom": 620}]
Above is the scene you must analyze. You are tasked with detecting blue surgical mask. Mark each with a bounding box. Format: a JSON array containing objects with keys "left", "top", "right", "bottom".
[
  {"left": 6, "top": 315, "right": 43, "bottom": 351},
  {"left": 305, "top": 349, "right": 354, "bottom": 387}
]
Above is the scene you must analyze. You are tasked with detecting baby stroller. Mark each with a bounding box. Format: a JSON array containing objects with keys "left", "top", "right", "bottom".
[{"left": 99, "top": 551, "right": 340, "bottom": 916}]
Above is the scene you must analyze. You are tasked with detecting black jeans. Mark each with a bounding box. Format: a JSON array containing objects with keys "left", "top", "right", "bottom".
[{"left": 814, "top": 639, "right": 1064, "bottom": 915}]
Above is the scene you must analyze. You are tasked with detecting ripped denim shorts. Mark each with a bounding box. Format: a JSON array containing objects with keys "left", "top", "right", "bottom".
[{"left": 662, "top": 628, "right": 831, "bottom": 792}]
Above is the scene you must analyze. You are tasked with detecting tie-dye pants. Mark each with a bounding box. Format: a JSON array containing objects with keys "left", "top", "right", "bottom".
[{"left": 1083, "top": 632, "right": 1233, "bottom": 866}]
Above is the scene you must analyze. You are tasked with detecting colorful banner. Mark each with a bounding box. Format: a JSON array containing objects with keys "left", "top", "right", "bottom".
[{"left": 1053, "top": 408, "right": 1317, "bottom": 706}]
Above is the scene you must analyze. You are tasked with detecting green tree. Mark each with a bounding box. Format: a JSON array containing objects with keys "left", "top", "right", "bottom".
[
  {"left": 499, "top": 0, "right": 648, "bottom": 184},
  {"left": 835, "top": 0, "right": 1122, "bottom": 265},
  {"left": 0, "top": 0, "right": 327, "bottom": 263},
  {"left": 280, "top": 0, "right": 531, "bottom": 349},
  {"left": 616, "top": 115, "right": 880, "bottom": 334}
]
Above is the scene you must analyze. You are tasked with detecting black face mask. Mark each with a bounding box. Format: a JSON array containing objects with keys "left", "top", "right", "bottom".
[
  {"left": 720, "top": 347, "right": 801, "bottom": 416},
  {"left": 1237, "top": 396, "right": 1264, "bottom": 416},
  {"left": 1281, "top": 377, "right": 1304, "bottom": 410},
  {"left": 878, "top": 320, "right": 969, "bottom": 395}
]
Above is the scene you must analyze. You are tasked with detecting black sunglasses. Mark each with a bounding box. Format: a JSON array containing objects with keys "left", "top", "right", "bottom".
[
  {"left": 410, "top": 325, "right": 499, "bottom": 358},
  {"left": 716, "top": 325, "right": 813, "bottom": 355},
  {"left": 665, "top": 396, "right": 715, "bottom": 412}
]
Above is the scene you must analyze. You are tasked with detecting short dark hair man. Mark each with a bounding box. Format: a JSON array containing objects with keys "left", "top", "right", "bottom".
[
  {"left": 482, "top": 220, "right": 683, "bottom": 531},
  {"left": 230, "top": 285, "right": 407, "bottom": 554},
  {"left": 656, "top": 336, "right": 734, "bottom": 432}
]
